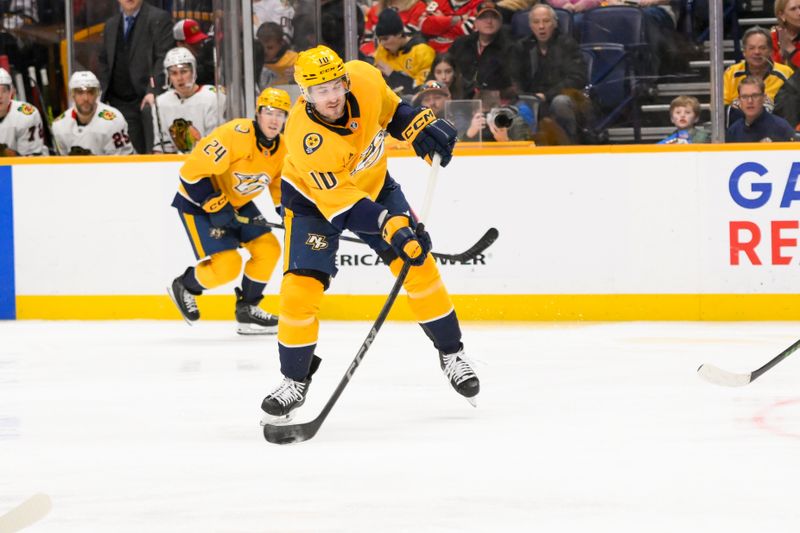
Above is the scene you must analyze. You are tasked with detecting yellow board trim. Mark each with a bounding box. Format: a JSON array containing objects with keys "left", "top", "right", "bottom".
[{"left": 14, "top": 294, "right": 800, "bottom": 321}]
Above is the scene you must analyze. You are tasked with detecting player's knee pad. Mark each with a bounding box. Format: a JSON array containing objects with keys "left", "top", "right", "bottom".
[
  {"left": 195, "top": 249, "right": 242, "bottom": 288},
  {"left": 278, "top": 273, "right": 325, "bottom": 347},
  {"left": 242, "top": 231, "right": 281, "bottom": 282},
  {"left": 389, "top": 255, "right": 453, "bottom": 322}
]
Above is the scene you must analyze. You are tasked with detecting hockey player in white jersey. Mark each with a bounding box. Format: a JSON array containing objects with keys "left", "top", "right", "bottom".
[
  {"left": 0, "top": 67, "right": 46, "bottom": 156},
  {"left": 152, "top": 47, "right": 225, "bottom": 154},
  {"left": 52, "top": 71, "right": 135, "bottom": 156}
]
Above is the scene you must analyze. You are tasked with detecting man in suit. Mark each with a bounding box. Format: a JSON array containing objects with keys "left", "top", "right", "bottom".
[{"left": 98, "top": 0, "right": 174, "bottom": 154}]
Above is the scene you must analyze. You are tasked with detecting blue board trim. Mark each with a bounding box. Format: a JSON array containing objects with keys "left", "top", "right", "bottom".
[{"left": 0, "top": 166, "right": 15, "bottom": 319}]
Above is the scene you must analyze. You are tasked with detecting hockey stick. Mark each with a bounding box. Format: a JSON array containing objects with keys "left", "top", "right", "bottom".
[
  {"left": 262, "top": 155, "right": 442, "bottom": 445},
  {"left": 231, "top": 218, "right": 498, "bottom": 264},
  {"left": 27, "top": 67, "right": 56, "bottom": 155},
  {"left": 0, "top": 493, "right": 52, "bottom": 532},
  {"left": 150, "top": 77, "right": 167, "bottom": 153},
  {"left": 697, "top": 337, "right": 800, "bottom": 387}
]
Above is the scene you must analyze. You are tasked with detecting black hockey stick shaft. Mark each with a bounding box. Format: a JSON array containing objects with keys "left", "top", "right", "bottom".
[
  {"left": 233, "top": 215, "right": 498, "bottom": 263},
  {"left": 751, "top": 337, "right": 800, "bottom": 382},
  {"left": 263, "top": 260, "right": 412, "bottom": 445},
  {"left": 150, "top": 77, "right": 167, "bottom": 153}
]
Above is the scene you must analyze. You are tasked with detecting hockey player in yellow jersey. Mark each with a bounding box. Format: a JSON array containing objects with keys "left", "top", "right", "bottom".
[
  {"left": 168, "top": 87, "right": 291, "bottom": 335},
  {"left": 260, "top": 45, "right": 479, "bottom": 421}
]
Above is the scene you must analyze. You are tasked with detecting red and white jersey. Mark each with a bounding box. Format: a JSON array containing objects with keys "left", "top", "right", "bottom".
[
  {"left": 419, "top": 0, "right": 483, "bottom": 54},
  {"left": 52, "top": 102, "right": 134, "bottom": 155},
  {"left": 0, "top": 99, "right": 46, "bottom": 156},
  {"left": 152, "top": 85, "right": 225, "bottom": 154}
]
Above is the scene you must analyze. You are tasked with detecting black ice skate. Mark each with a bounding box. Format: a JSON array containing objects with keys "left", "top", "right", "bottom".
[
  {"left": 235, "top": 288, "right": 278, "bottom": 335},
  {"left": 439, "top": 346, "right": 480, "bottom": 407},
  {"left": 167, "top": 271, "right": 200, "bottom": 324},
  {"left": 260, "top": 356, "right": 322, "bottom": 424}
]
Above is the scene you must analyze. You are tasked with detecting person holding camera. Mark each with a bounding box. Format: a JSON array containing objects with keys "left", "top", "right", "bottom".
[
  {"left": 510, "top": 3, "right": 587, "bottom": 144},
  {"left": 462, "top": 88, "right": 533, "bottom": 142}
]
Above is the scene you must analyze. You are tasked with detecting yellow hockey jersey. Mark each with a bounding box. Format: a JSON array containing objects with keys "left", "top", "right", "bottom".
[
  {"left": 175, "top": 118, "right": 285, "bottom": 213},
  {"left": 281, "top": 60, "right": 402, "bottom": 223},
  {"left": 374, "top": 35, "right": 436, "bottom": 93}
]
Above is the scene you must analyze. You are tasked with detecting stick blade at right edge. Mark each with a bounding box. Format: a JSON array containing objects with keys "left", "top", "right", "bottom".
[
  {"left": 697, "top": 364, "right": 753, "bottom": 387},
  {"left": 0, "top": 493, "right": 52, "bottom": 533}
]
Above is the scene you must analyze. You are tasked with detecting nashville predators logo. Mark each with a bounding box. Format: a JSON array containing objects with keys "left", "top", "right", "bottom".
[
  {"left": 303, "top": 132, "right": 322, "bottom": 154},
  {"left": 18, "top": 103, "right": 34, "bottom": 115},
  {"left": 98, "top": 109, "right": 116, "bottom": 121},
  {"left": 233, "top": 172, "right": 270, "bottom": 195},
  {"left": 305, "top": 233, "right": 328, "bottom": 251}
]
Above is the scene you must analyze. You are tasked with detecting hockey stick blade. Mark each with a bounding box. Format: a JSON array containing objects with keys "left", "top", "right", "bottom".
[
  {"left": 263, "top": 261, "right": 413, "bottom": 445},
  {"left": 697, "top": 337, "right": 800, "bottom": 387},
  {"left": 0, "top": 493, "right": 52, "bottom": 532},
  {"left": 431, "top": 227, "right": 499, "bottom": 263},
  {"left": 696, "top": 364, "right": 753, "bottom": 387}
]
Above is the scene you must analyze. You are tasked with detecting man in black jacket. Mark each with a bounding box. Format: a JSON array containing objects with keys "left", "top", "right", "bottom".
[
  {"left": 511, "top": 3, "right": 587, "bottom": 143},
  {"left": 98, "top": 0, "right": 174, "bottom": 154},
  {"left": 448, "top": 1, "right": 513, "bottom": 99}
]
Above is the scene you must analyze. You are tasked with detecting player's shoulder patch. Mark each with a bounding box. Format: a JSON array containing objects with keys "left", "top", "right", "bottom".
[
  {"left": 303, "top": 132, "right": 323, "bottom": 155},
  {"left": 17, "top": 103, "right": 35, "bottom": 115},
  {"left": 98, "top": 109, "right": 116, "bottom": 121},
  {"left": 232, "top": 118, "right": 252, "bottom": 135}
]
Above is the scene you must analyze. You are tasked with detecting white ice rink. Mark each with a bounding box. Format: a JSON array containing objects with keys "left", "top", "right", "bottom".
[{"left": 2, "top": 319, "right": 800, "bottom": 532}]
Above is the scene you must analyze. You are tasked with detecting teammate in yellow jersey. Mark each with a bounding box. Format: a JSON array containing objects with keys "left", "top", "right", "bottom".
[
  {"left": 260, "top": 45, "right": 479, "bottom": 422},
  {"left": 168, "top": 87, "right": 291, "bottom": 335}
]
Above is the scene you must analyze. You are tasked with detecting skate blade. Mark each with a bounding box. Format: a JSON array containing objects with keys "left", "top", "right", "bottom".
[
  {"left": 166, "top": 286, "right": 195, "bottom": 326},
  {"left": 465, "top": 396, "right": 478, "bottom": 408},
  {"left": 259, "top": 411, "right": 294, "bottom": 426},
  {"left": 237, "top": 323, "right": 277, "bottom": 336}
]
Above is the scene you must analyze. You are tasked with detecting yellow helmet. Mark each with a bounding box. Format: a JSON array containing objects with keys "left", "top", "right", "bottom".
[
  {"left": 256, "top": 87, "right": 292, "bottom": 114},
  {"left": 293, "top": 45, "right": 349, "bottom": 100}
]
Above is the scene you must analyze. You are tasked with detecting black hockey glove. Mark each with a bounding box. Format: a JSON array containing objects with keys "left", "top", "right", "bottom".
[
  {"left": 202, "top": 191, "right": 241, "bottom": 230},
  {"left": 381, "top": 214, "right": 431, "bottom": 266},
  {"left": 402, "top": 108, "right": 457, "bottom": 167}
]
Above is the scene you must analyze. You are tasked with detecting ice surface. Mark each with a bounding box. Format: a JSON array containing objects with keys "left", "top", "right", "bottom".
[{"left": 1, "top": 320, "right": 800, "bottom": 532}]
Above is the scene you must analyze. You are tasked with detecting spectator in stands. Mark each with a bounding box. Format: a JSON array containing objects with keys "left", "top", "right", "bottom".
[
  {"left": 174, "top": 19, "right": 215, "bottom": 86},
  {"left": 774, "top": 67, "right": 800, "bottom": 129},
  {"left": 510, "top": 3, "right": 587, "bottom": 144},
  {"left": 361, "top": 0, "right": 428, "bottom": 57},
  {"left": 462, "top": 88, "right": 534, "bottom": 142},
  {"left": 0, "top": 67, "right": 46, "bottom": 156},
  {"left": 724, "top": 27, "right": 793, "bottom": 109},
  {"left": 413, "top": 79, "right": 451, "bottom": 117},
  {"left": 256, "top": 22, "right": 298, "bottom": 88},
  {"left": 605, "top": 0, "right": 681, "bottom": 76},
  {"left": 52, "top": 71, "right": 135, "bottom": 155},
  {"left": 448, "top": 1, "right": 513, "bottom": 99},
  {"left": 418, "top": 0, "right": 483, "bottom": 54},
  {"left": 427, "top": 54, "right": 468, "bottom": 100},
  {"left": 771, "top": 0, "right": 800, "bottom": 70},
  {"left": 546, "top": 0, "right": 602, "bottom": 23},
  {"left": 98, "top": 0, "right": 174, "bottom": 154},
  {"left": 726, "top": 76, "right": 796, "bottom": 142},
  {"left": 657, "top": 95, "right": 710, "bottom": 144},
  {"left": 152, "top": 48, "right": 225, "bottom": 154},
  {"left": 373, "top": 8, "right": 436, "bottom": 96}
]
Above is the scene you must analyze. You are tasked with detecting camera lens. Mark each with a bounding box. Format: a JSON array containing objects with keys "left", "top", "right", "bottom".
[{"left": 493, "top": 111, "right": 513, "bottom": 129}]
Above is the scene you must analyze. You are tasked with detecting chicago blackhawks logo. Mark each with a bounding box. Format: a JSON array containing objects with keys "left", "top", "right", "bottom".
[{"left": 303, "top": 132, "right": 322, "bottom": 154}]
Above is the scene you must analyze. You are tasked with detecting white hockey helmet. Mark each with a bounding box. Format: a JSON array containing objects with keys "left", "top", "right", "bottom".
[
  {"left": 163, "top": 47, "right": 197, "bottom": 88},
  {"left": 0, "top": 67, "right": 11, "bottom": 87},
  {"left": 68, "top": 71, "right": 101, "bottom": 92}
]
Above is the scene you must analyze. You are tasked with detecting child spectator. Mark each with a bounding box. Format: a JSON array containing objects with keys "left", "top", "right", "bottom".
[
  {"left": 256, "top": 22, "right": 298, "bottom": 88},
  {"left": 657, "top": 96, "right": 710, "bottom": 144},
  {"left": 373, "top": 8, "right": 436, "bottom": 95}
]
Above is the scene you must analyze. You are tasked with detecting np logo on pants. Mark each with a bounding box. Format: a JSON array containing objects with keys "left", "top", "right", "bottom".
[{"left": 305, "top": 233, "right": 329, "bottom": 250}]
